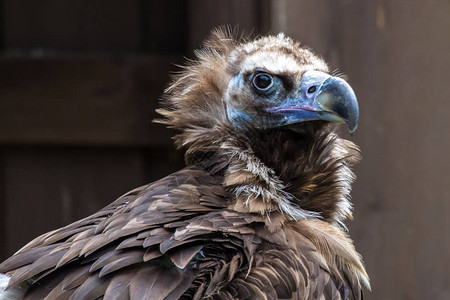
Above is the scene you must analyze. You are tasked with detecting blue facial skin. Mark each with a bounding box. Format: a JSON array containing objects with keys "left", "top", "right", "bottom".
[
  {"left": 227, "top": 106, "right": 253, "bottom": 125},
  {"left": 226, "top": 70, "right": 359, "bottom": 134}
]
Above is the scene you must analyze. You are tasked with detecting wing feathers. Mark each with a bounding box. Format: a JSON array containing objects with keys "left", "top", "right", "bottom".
[
  {"left": 129, "top": 266, "right": 184, "bottom": 300},
  {"left": 164, "top": 271, "right": 196, "bottom": 300},
  {"left": 69, "top": 273, "right": 109, "bottom": 300},
  {"left": 143, "top": 247, "right": 163, "bottom": 262},
  {"left": 98, "top": 251, "right": 143, "bottom": 277},
  {"left": 103, "top": 268, "right": 136, "bottom": 300},
  {"left": 61, "top": 265, "right": 91, "bottom": 290},
  {"left": 168, "top": 244, "right": 203, "bottom": 269},
  {"left": 8, "top": 249, "right": 69, "bottom": 287},
  {"left": 1, "top": 164, "right": 367, "bottom": 299},
  {"left": 89, "top": 250, "right": 139, "bottom": 273},
  {"left": 115, "top": 236, "right": 144, "bottom": 250},
  {"left": 0, "top": 244, "right": 61, "bottom": 273}
]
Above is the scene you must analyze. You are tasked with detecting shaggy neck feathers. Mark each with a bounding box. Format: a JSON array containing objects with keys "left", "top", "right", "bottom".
[{"left": 221, "top": 125, "right": 360, "bottom": 228}]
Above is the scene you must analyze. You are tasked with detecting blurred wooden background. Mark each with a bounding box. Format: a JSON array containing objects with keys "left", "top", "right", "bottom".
[{"left": 0, "top": 1, "right": 449, "bottom": 299}]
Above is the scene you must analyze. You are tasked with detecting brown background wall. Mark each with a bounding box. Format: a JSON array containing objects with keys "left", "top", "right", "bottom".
[{"left": 1, "top": 1, "right": 449, "bottom": 299}]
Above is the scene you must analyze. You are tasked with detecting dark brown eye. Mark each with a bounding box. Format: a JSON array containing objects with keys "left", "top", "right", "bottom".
[
  {"left": 307, "top": 85, "right": 317, "bottom": 94},
  {"left": 252, "top": 73, "right": 273, "bottom": 91}
]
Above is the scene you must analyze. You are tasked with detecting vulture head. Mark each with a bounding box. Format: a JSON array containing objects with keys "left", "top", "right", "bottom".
[
  {"left": 158, "top": 29, "right": 361, "bottom": 228},
  {"left": 225, "top": 36, "right": 358, "bottom": 134}
]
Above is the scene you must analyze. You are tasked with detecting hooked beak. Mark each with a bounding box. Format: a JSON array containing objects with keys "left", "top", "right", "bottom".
[{"left": 268, "top": 70, "right": 359, "bottom": 133}]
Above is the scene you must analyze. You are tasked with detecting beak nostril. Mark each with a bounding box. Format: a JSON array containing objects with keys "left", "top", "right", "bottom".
[{"left": 307, "top": 86, "right": 317, "bottom": 94}]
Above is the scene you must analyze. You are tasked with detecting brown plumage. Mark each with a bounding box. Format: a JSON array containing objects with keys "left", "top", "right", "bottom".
[{"left": 0, "top": 28, "right": 369, "bottom": 299}]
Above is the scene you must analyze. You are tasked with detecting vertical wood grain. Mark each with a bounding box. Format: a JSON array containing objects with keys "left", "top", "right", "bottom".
[
  {"left": 3, "top": 147, "right": 145, "bottom": 257},
  {"left": 187, "top": 0, "right": 268, "bottom": 52},
  {"left": 0, "top": 150, "right": 6, "bottom": 260},
  {"left": 3, "top": 0, "right": 141, "bottom": 53}
]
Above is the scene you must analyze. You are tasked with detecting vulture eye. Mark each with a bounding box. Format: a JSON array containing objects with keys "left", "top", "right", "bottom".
[
  {"left": 252, "top": 73, "right": 274, "bottom": 91},
  {"left": 307, "top": 86, "right": 317, "bottom": 94}
]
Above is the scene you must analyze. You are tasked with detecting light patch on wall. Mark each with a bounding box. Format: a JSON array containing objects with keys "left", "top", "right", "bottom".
[{"left": 376, "top": 5, "right": 386, "bottom": 30}]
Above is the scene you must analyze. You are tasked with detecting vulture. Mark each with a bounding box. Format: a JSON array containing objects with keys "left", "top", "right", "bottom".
[{"left": 0, "top": 29, "right": 370, "bottom": 299}]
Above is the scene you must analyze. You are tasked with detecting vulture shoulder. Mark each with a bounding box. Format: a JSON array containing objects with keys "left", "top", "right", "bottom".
[
  {"left": 0, "top": 28, "right": 369, "bottom": 299},
  {"left": 0, "top": 164, "right": 367, "bottom": 299}
]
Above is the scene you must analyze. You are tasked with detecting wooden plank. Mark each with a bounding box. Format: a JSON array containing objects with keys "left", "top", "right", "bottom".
[
  {"left": 0, "top": 56, "right": 181, "bottom": 146},
  {"left": 140, "top": 0, "right": 187, "bottom": 53},
  {"left": 3, "top": 0, "right": 141, "bottom": 52},
  {"left": 0, "top": 2, "right": 4, "bottom": 51},
  {"left": 270, "top": 0, "right": 345, "bottom": 68},
  {"left": 271, "top": 1, "right": 450, "bottom": 299},
  {"left": 141, "top": 146, "right": 185, "bottom": 183},
  {"left": 187, "top": 0, "right": 267, "bottom": 51},
  {"left": 0, "top": 149, "right": 5, "bottom": 260},
  {"left": 2, "top": 147, "right": 144, "bottom": 259},
  {"left": 1, "top": 145, "right": 185, "bottom": 261}
]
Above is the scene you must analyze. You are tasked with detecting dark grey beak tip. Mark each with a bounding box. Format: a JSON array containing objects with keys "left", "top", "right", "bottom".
[
  {"left": 346, "top": 102, "right": 359, "bottom": 134},
  {"left": 320, "top": 77, "right": 359, "bottom": 134},
  {"left": 349, "top": 122, "right": 358, "bottom": 135}
]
